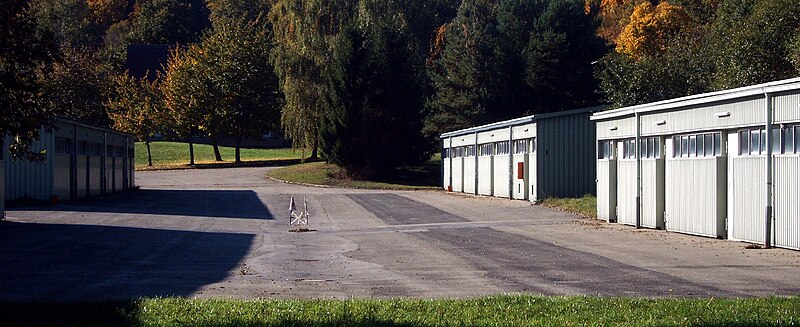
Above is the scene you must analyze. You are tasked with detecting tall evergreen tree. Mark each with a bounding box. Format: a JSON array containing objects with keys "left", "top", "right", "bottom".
[
  {"left": 425, "top": 0, "right": 504, "bottom": 136},
  {"left": 320, "top": 1, "right": 432, "bottom": 179}
]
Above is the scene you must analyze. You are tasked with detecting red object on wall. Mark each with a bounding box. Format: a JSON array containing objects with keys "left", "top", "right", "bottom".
[
  {"left": 447, "top": 185, "right": 453, "bottom": 192},
  {"left": 517, "top": 162, "right": 524, "bottom": 179}
]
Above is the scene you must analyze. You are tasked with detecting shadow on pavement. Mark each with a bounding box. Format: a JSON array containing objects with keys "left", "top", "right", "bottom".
[
  {"left": 13, "top": 189, "right": 274, "bottom": 220},
  {"left": 0, "top": 221, "right": 254, "bottom": 301}
]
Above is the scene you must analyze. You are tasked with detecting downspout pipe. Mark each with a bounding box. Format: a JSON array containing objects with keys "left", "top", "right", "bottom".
[
  {"left": 635, "top": 112, "right": 642, "bottom": 229},
  {"left": 765, "top": 93, "right": 773, "bottom": 249}
]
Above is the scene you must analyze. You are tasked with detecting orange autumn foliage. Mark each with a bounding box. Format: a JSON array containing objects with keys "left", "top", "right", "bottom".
[{"left": 615, "top": 1, "right": 690, "bottom": 59}]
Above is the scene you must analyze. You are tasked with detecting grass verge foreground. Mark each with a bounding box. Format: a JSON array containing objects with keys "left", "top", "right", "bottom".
[
  {"left": 267, "top": 157, "right": 441, "bottom": 190},
  {"left": 3, "top": 295, "right": 799, "bottom": 326}
]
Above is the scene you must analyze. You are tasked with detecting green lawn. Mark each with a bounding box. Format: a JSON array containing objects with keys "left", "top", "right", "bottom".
[
  {"left": 134, "top": 141, "right": 306, "bottom": 170},
  {"left": 540, "top": 195, "right": 597, "bottom": 219},
  {"left": 268, "top": 155, "right": 441, "bottom": 190},
  {"left": 3, "top": 295, "right": 799, "bottom": 326}
]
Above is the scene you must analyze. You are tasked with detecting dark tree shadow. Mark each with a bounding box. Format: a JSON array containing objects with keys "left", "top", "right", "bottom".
[
  {"left": 13, "top": 189, "right": 274, "bottom": 220},
  {"left": 0, "top": 222, "right": 254, "bottom": 302}
]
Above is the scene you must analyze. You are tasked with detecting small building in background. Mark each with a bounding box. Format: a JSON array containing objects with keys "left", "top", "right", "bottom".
[
  {"left": 441, "top": 106, "right": 600, "bottom": 202},
  {"left": 3, "top": 117, "right": 135, "bottom": 208},
  {"left": 126, "top": 44, "right": 171, "bottom": 81},
  {"left": 592, "top": 78, "right": 800, "bottom": 250}
]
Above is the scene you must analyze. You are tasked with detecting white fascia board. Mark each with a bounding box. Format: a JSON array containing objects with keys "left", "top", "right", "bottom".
[{"left": 591, "top": 77, "right": 800, "bottom": 121}]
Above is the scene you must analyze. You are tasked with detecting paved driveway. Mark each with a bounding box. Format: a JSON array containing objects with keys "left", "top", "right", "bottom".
[{"left": 2, "top": 167, "right": 799, "bottom": 301}]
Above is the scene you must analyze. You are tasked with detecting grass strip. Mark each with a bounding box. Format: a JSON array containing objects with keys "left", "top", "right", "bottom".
[
  {"left": 539, "top": 195, "right": 598, "bottom": 219},
  {"left": 134, "top": 142, "right": 305, "bottom": 170},
  {"left": 268, "top": 157, "right": 441, "bottom": 190},
  {"left": 3, "top": 295, "right": 799, "bottom": 326}
]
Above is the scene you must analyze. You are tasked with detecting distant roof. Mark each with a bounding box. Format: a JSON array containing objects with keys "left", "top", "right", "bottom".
[
  {"left": 440, "top": 106, "right": 604, "bottom": 139},
  {"left": 126, "top": 44, "right": 171, "bottom": 81}
]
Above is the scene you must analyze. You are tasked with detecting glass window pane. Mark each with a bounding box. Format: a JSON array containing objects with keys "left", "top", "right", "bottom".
[
  {"left": 703, "top": 134, "right": 713, "bottom": 156},
  {"left": 673, "top": 137, "right": 679, "bottom": 158},
  {"left": 689, "top": 136, "right": 697, "bottom": 157},
  {"left": 739, "top": 131, "right": 748, "bottom": 155},
  {"left": 751, "top": 130, "right": 761, "bottom": 155},
  {"left": 655, "top": 138, "right": 661, "bottom": 158},
  {"left": 647, "top": 138, "right": 655, "bottom": 158},
  {"left": 795, "top": 126, "right": 800, "bottom": 153},
  {"left": 697, "top": 135, "right": 705, "bottom": 157},
  {"left": 714, "top": 133, "right": 722, "bottom": 156},
  {"left": 760, "top": 130, "right": 767, "bottom": 154},
  {"left": 772, "top": 128, "right": 782, "bottom": 154}
]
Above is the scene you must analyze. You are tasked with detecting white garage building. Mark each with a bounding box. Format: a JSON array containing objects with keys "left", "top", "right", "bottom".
[
  {"left": 592, "top": 78, "right": 800, "bottom": 250},
  {"left": 442, "top": 107, "right": 599, "bottom": 202},
  {"left": 2, "top": 117, "right": 136, "bottom": 213}
]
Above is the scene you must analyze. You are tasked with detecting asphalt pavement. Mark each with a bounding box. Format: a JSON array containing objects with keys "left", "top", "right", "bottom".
[{"left": 1, "top": 166, "right": 798, "bottom": 301}]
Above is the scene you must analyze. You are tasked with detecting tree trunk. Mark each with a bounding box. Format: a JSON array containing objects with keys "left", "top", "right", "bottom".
[
  {"left": 188, "top": 136, "right": 195, "bottom": 166},
  {"left": 212, "top": 136, "right": 222, "bottom": 161},
  {"left": 310, "top": 136, "right": 319, "bottom": 161},
  {"left": 235, "top": 129, "right": 242, "bottom": 163},
  {"left": 145, "top": 137, "right": 153, "bottom": 166}
]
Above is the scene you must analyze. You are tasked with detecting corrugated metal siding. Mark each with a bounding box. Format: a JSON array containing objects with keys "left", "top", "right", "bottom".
[
  {"left": 641, "top": 159, "right": 665, "bottom": 229},
  {"left": 463, "top": 157, "right": 476, "bottom": 194},
  {"left": 129, "top": 158, "right": 135, "bottom": 188},
  {"left": 773, "top": 91, "right": 800, "bottom": 123},
  {"left": 528, "top": 152, "right": 537, "bottom": 201},
  {"left": 774, "top": 156, "right": 800, "bottom": 249},
  {"left": 442, "top": 138, "right": 450, "bottom": 189},
  {"left": 89, "top": 156, "right": 102, "bottom": 195},
  {"left": 493, "top": 155, "right": 510, "bottom": 198},
  {"left": 105, "top": 157, "right": 113, "bottom": 191},
  {"left": 640, "top": 96, "right": 764, "bottom": 135},
  {"left": 512, "top": 154, "right": 527, "bottom": 200},
  {"left": 729, "top": 156, "right": 765, "bottom": 243},
  {"left": 597, "top": 117, "right": 636, "bottom": 139},
  {"left": 5, "top": 128, "right": 55, "bottom": 201},
  {"left": 596, "top": 160, "right": 617, "bottom": 221},
  {"left": 665, "top": 157, "right": 727, "bottom": 238},
  {"left": 511, "top": 123, "right": 536, "bottom": 140},
  {"left": 443, "top": 157, "right": 450, "bottom": 189},
  {"left": 451, "top": 134, "right": 475, "bottom": 147},
  {"left": 616, "top": 160, "right": 637, "bottom": 226},
  {"left": 53, "top": 155, "right": 70, "bottom": 200},
  {"left": 536, "top": 112, "right": 596, "bottom": 199},
  {"left": 114, "top": 158, "right": 123, "bottom": 192},
  {"left": 477, "top": 156, "right": 492, "bottom": 195},
  {"left": 477, "top": 129, "right": 510, "bottom": 144},
  {"left": 452, "top": 157, "right": 464, "bottom": 192},
  {"left": 77, "top": 156, "right": 88, "bottom": 197}
]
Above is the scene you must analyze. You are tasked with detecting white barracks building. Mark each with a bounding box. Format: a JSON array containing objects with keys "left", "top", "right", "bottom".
[
  {"left": 592, "top": 78, "right": 800, "bottom": 250},
  {"left": 441, "top": 107, "right": 599, "bottom": 202}
]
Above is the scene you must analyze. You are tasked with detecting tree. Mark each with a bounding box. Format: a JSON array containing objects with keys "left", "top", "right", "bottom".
[
  {"left": 709, "top": 0, "right": 800, "bottom": 89},
  {"left": 106, "top": 73, "right": 166, "bottom": 166},
  {"left": 615, "top": 1, "right": 691, "bottom": 59},
  {"left": 127, "top": 0, "right": 210, "bottom": 45},
  {"left": 269, "top": 0, "right": 355, "bottom": 160},
  {"left": 320, "top": 0, "right": 432, "bottom": 179},
  {"left": 1, "top": 0, "right": 58, "bottom": 161},
  {"left": 194, "top": 19, "right": 282, "bottom": 162},
  {"left": 29, "top": 0, "right": 105, "bottom": 49},
  {"left": 425, "top": 0, "right": 505, "bottom": 136},
  {"left": 38, "top": 47, "right": 113, "bottom": 127},
  {"left": 426, "top": 0, "right": 604, "bottom": 136},
  {"left": 162, "top": 46, "right": 203, "bottom": 165}
]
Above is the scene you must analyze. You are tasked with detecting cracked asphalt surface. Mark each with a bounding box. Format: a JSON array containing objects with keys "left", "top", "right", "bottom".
[{"left": 1, "top": 166, "right": 799, "bottom": 301}]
